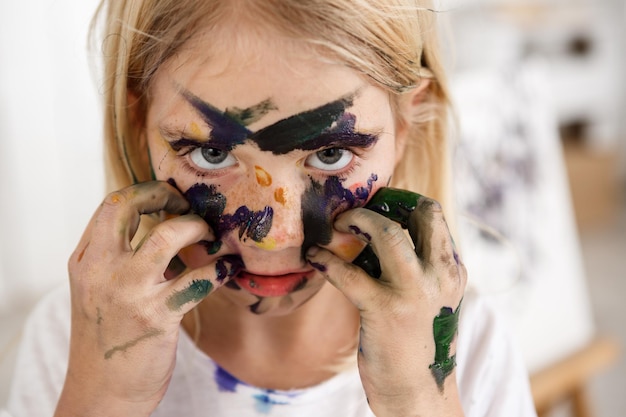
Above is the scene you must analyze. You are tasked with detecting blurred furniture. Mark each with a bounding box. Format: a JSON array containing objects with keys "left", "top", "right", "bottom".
[
  {"left": 530, "top": 337, "right": 620, "bottom": 417},
  {"left": 451, "top": 59, "right": 621, "bottom": 417}
]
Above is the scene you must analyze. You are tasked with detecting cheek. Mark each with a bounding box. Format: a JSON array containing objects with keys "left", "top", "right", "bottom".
[{"left": 301, "top": 173, "right": 380, "bottom": 255}]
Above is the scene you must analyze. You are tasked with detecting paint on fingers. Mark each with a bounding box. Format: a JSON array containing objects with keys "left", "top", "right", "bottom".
[
  {"left": 429, "top": 300, "right": 462, "bottom": 392},
  {"left": 166, "top": 279, "right": 213, "bottom": 311}
]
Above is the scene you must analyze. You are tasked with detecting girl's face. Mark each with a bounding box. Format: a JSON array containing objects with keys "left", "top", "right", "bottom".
[{"left": 144, "top": 31, "right": 404, "bottom": 315}]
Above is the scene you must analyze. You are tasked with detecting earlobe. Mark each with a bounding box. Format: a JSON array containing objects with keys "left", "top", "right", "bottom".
[{"left": 394, "top": 79, "right": 431, "bottom": 165}]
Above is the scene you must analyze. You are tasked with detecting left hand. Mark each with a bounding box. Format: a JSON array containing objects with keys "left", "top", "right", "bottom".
[{"left": 306, "top": 196, "right": 467, "bottom": 417}]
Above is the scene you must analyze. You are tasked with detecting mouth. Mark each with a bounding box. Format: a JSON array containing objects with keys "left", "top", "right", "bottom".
[{"left": 233, "top": 270, "right": 313, "bottom": 297}]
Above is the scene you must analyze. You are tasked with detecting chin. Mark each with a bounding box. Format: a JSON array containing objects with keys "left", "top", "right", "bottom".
[{"left": 219, "top": 273, "right": 327, "bottom": 316}]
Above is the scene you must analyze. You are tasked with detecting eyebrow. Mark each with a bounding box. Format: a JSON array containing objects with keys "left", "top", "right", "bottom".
[{"left": 180, "top": 87, "right": 377, "bottom": 154}]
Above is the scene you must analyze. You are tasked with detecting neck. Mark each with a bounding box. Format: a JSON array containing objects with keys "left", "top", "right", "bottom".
[{"left": 182, "top": 282, "right": 360, "bottom": 390}]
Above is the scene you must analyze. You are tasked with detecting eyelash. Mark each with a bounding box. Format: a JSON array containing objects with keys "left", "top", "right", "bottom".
[{"left": 170, "top": 140, "right": 365, "bottom": 179}]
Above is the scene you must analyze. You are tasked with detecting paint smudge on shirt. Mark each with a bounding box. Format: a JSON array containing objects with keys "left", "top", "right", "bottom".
[
  {"left": 254, "top": 391, "right": 289, "bottom": 414},
  {"left": 214, "top": 365, "right": 242, "bottom": 392}
]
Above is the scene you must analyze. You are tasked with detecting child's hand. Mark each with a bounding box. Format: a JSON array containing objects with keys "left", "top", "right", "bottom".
[
  {"left": 56, "top": 181, "right": 240, "bottom": 417},
  {"left": 306, "top": 197, "right": 467, "bottom": 417}
]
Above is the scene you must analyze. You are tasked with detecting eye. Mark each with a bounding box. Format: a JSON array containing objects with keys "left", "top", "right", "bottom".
[
  {"left": 189, "top": 147, "right": 237, "bottom": 170},
  {"left": 305, "top": 148, "right": 354, "bottom": 171}
]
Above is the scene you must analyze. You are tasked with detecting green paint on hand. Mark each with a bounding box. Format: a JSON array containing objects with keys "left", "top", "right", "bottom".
[
  {"left": 429, "top": 301, "right": 461, "bottom": 392},
  {"left": 104, "top": 328, "right": 163, "bottom": 360},
  {"left": 166, "top": 279, "right": 213, "bottom": 311}
]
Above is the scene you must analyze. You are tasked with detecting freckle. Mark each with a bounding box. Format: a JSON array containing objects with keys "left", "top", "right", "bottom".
[
  {"left": 274, "top": 187, "right": 286, "bottom": 205},
  {"left": 255, "top": 166, "right": 272, "bottom": 187},
  {"left": 189, "top": 122, "right": 202, "bottom": 137}
]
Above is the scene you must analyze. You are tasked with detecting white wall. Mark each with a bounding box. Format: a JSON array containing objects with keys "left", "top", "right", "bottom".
[{"left": 0, "top": 1, "right": 103, "bottom": 398}]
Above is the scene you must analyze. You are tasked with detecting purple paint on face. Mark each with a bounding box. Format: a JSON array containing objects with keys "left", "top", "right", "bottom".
[
  {"left": 215, "top": 255, "right": 245, "bottom": 283},
  {"left": 183, "top": 182, "right": 274, "bottom": 243},
  {"left": 301, "top": 173, "right": 378, "bottom": 257},
  {"left": 220, "top": 206, "right": 274, "bottom": 242}
]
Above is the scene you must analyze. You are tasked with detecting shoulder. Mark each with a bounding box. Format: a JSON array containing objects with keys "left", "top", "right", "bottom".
[
  {"left": 456, "top": 290, "right": 537, "bottom": 417},
  {"left": 6, "top": 285, "right": 71, "bottom": 417}
]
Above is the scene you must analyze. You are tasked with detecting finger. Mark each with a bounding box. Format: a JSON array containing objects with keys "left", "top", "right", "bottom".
[
  {"left": 160, "top": 255, "right": 244, "bottom": 315},
  {"left": 132, "top": 214, "right": 212, "bottom": 282},
  {"left": 95, "top": 181, "right": 189, "bottom": 252},
  {"left": 407, "top": 197, "right": 461, "bottom": 279},
  {"left": 306, "top": 246, "right": 379, "bottom": 310},
  {"left": 333, "top": 208, "right": 419, "bottom": 286}
]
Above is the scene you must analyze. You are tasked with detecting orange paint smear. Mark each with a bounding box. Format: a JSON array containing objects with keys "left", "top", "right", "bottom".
[
  {"left": 255, "top": 166, "right": 272, "bottom": 187},
  {"left": 334, "top": 241, "right": 367, "bottom": 262},
  {"left": 274, "top": 188, "right": 286, "bottom": 205},
  {"left": 189, "top": 122, "right": 203, "bottom": 137}
]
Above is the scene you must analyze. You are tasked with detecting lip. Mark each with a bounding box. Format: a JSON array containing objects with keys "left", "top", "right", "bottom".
[{"left": 234, "top": 270, "right": 313, "bottom": 297}]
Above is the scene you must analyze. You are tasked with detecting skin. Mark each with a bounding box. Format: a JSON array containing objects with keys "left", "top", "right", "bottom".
[{"left": 57, "top": 24, "right": 466, "bottom": 417}]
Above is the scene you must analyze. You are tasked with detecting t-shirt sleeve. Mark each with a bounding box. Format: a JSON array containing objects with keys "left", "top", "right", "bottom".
[
  {"left": 4, "top": 286, "right": 71, "bottom": 417},
  {"left": 456, "top": 291, "right": 538, "bottom": 417}
]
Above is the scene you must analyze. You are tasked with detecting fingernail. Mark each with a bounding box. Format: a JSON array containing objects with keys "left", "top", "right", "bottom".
[
  {"left": 306, "top": 246, "right": 319, "bottom": 257},
  {"left": 200, "top": 240, "right": 222, "bottom": 255}
]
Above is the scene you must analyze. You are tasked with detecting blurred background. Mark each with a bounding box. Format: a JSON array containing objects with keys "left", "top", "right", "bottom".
[{"left": 0, "top": 0, "right": 624, "bottom": 416}]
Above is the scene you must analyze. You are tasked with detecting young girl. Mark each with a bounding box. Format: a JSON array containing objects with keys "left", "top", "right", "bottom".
[{"left": 4, "top": 1, "right": 537, "bottom": 416}]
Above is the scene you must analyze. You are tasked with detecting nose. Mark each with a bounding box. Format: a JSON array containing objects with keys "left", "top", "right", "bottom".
[{"left": 240, "top": 173, "right": 305, "bottom": 252}]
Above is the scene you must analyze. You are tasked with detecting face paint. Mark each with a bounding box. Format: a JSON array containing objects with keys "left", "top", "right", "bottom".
[
  {"left": 429, "top": 301, "right": 461, "bottom": 392},
  {"left": 301, "top": 173, "right": 378, "bottom": 257},
  {"left": 180, "top": 88, "right": 378, "bottom": 155},
  {"left": 181, "top": 182, "right": 274, "bottom": 244},
  {"left": 274, "top": 188, "right": 286, "bottom": 205},
  {"left": 255, "top": 166, "right": 272, "bottom": 187},
  {"left": 215, "top": 255, "right": 245, "bottom": 283},
  {"left": 224, "top": 98, "right": 278, "bottom": 126}
]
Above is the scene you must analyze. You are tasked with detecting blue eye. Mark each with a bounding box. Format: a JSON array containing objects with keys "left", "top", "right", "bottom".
[
  {"left": 189, "top": 147, "right": 237, "bottom": 170},
  {"left": 305, "top": 148, "right": 353, "bottom": 171}
]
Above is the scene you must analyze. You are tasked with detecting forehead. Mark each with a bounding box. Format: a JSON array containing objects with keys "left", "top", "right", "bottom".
[{"left": 148, "top": 29, "right": 392, "bottom": 131}]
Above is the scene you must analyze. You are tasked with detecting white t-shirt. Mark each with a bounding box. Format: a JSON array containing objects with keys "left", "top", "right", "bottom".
[{"left": 2, "top": 286, "right": 537, "bottom": 416}]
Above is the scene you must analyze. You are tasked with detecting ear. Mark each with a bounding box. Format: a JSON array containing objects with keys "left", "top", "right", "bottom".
[{"left": 393, "top": 79, "right": 431, "bottom": 166}]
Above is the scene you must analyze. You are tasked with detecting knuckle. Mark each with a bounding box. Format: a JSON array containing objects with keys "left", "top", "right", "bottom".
[
  {"left": 339, "top": 263, "right": 363, "bottom": 288},
  {"left": 144, "top": 224, "right": 178, "bottom": 252},
  {"left": 103, "top": 189, "right": 130, "bottom": 208},
  {"left": 418, "top": 196, "right": 443, "bottom": 213},
  {"left": 379, "top": 222, "right": 407, "bottom": 248}
]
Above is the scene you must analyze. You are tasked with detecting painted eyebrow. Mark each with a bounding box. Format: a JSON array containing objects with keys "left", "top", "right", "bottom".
[{"left": 180, "top": 87, "right": 373, "bottom": 154}]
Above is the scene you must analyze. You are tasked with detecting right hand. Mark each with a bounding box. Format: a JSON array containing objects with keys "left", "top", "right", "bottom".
[{"left": 55, "top": 181, "right": 240, "bottom": 417}]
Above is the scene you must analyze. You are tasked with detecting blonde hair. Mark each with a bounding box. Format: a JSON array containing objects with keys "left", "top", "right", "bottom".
[{"left": 92, "top": 0, "right": 452, "bottom": 211}]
